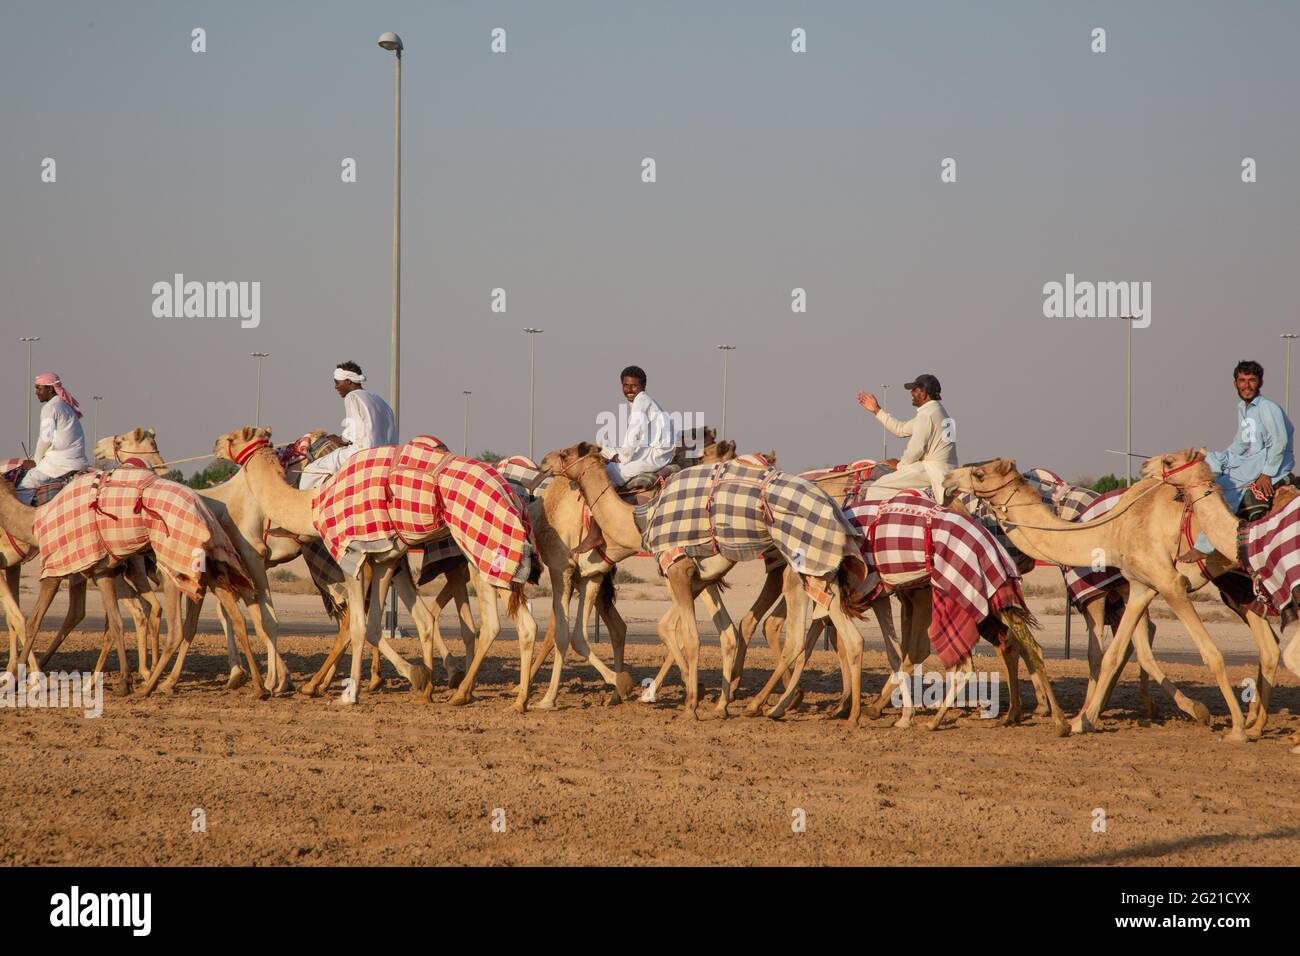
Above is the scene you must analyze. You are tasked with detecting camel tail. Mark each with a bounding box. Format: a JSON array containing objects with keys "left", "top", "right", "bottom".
[
  {"left": 999, "top": 605, "right": 1046, "bottom": 672},
  {"left": 596, "top": 572, "right": 617, "bottom": 613},
  {"left": 507, "top": 582, "right": 526, "bottom": 618},
  {"left": 837, "top": 567, "right": 871, "bottom": 620}
]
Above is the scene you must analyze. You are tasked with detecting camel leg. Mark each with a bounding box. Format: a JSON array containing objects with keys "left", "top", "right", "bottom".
[
  {"left": 649, "top": 604, "right": 691, "bottom": 701},
  {"left": 1, "top": 566, "right": 22, "bottom": 677},
  {"left": 449, "top": 566, "right": 501, "bottom": 707},
  {"left": 35, "top": 577, "right": 87, "bottom": 672},
  {"left": 665, "top": 563, "right": 703, "bottom": 719},
  {"left": 1075, "top": 584, "right": 1202, "bottom": 733},
  {"left": 700, "top": 583, "right": 739, "bottom": 716},
  {"left": 366, "top": 566, "right": 432, "bottom": 694},
  {"left": 19, "top": 578, "right": 64, "bottom": 681},
  {"left": 761, "top": 570, "right": 814, "bottom": 720},
  {"left": 335, "top": 574, "right": 372, "bottom": 705},
  {"left": 509, "top": 588, "right": 538, "bottom": 713},
  {"left": 301, "top": 606, "right": 352, "bottom": 696},
  {"left": 211, "top": 582, "right": 268, "bottom": 699},
  {"left": 394, "top": 564, "right": 456, "bottom": 695},
  {"left": 596, "top": 585, "right": 631, "bottom": 690},
  {"left": 863, "top": 593, "right": 908, "bottom": 720},
  {"left": 1239, "top": 610, "right": 1279, "bottom": 739},
  {"left": 994, "top": 641, "right": 1025, "bottom": 726},
  {"left": 1158, "top": 582, "right": 1247, "bottom": 742},
  {"left": 926, "top": 657, "right": 976, "bottom": 731},
  {"left": 826, "top": 599, "right": 864, "bottom": 725},
  {"left": 139, "top": 584, "right": 195, "bottom": 696},
  {"left": 537, "top": 562, "right": 574, "bottom": 710},
  {"left": 91, "top": 575, "right": 132, "bottom": 696},
  {"left": 730, "top": 564, "right": 785, "bottom": 696}
]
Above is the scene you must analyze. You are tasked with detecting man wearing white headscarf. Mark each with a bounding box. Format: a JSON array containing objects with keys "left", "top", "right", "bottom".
[
  {"left": 298, "top": 361, "right": 398, "bottom": 489},
  {"left": 18, "top": 372, "right": 90, "bottom": 504}
]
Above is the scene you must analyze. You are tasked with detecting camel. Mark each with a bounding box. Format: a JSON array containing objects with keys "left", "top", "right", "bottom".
[
  {"left": 1137, "top": 449, "right": 1290, "bottom": 743},
  {"left": 0, "top": 473, "right": 262, "bottom": 699},
  {"left": 3, "top": 434, "right": 169, "bottom": 684},
  {"left": 944, "top": 459, "right": 1278, "bottom": 743},
  {"left": 214, "top": 427, "right": 538, "bottom": 709},
  {"left": 540, "top": 442, "right": 872, "bottom": 721},
  {"left": 524, "top": 437, "right": 752, "bottom": 708}
]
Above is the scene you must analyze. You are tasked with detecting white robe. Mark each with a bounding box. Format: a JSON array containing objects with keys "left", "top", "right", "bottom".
[
  {"left": 32, "top": 397, "right": 88, "bottom": 479},
  {"left": 299, "top": 389, "right": 398, "bottom": 489},
  {"left": 862, "top": 399, "right": 958, "bottom": 502},
  {"left": 601, "top": 390, "right": 676, "bottom": 486}
]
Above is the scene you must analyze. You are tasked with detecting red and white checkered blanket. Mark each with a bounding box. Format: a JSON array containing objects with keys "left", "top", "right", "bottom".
[
  {"left": 1059, "top": 489, "right": 1127, "bottom": 613},
  {"left": 32, "top": 467, "right": 250, "bottom": 599},
  {"left": 844, "top": 497, "right": 1027, "bottom": 667},
  {"left": 1244, "top": 493, "right": 1300, "bottom": 615},
  {"left": 312, "top": 437, "right": 532, "bottom": 587},
  {"left": 800, "top": 459, "right": 894, "bottom": 507}
]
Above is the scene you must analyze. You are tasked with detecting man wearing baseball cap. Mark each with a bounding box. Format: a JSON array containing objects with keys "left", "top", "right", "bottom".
[{"left": 856, "top": 373, "right": 958, "bottom": 502}]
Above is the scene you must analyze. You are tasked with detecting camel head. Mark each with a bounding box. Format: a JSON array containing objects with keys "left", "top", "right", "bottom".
[
  {"left": 1138, "top": 448, "right": 1210, "bottom": 485},
  {"left": 214, "top": 426, "right": 274, "bottom": 465},
  {"left": 943, "top": 458, "right": 1021, "bottom": 503},
  {"left": 698, "top": 439, "right": 737, "bottom": 463},
  {"left": 539, "top": 441, "right": 602, "bottom": 479},
  {"left": 95, "top": 426, "right": 167, "bottom": 475}
]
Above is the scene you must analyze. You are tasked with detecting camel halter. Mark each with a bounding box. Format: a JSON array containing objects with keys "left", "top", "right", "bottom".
[
  {"left": 968, "top": 473, "right": 1163, "bottom": 532},
  {"left": 558, "top": 454, "right": 613, "bottom": 511},
  {"left": 228, "top": 437, "right": 271, "bottom": 468}
]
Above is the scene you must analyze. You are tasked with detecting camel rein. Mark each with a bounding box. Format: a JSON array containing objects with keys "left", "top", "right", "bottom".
[{"left": 970, "top": 476, "right": 1164, "bottom": 532}]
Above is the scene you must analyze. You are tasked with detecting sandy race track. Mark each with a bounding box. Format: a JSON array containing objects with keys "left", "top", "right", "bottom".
[{"left": 3, "top": 577, "right": 1299, "bottom": 867}]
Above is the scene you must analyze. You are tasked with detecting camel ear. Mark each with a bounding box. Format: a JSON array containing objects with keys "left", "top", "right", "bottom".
[
  {"left": 147, "top": 427, "right": 156, "bottom": 438},
  {"left": 764, "top": 450, "right": 776, "bottom": 465},
  {"left": 1194, "top": 447, "right": 1207, "bottom": 461},
  {"left": 1003, "top": 459, "right": 1018, "bottom": 474},
  {"left": 264, "top": 426, "right": 273, "bottom": 439},
  {"left": 575, "top": 441, "right": 597, "bottom": 457}
]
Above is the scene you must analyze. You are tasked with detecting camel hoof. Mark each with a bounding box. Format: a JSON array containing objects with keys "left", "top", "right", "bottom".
[
  {"left": 113, "top": 678, "right": 132, "bottom": 697},
  {"left": 863, "top": 703, "right": 885, "bottom": 720},
  {"left": 449, "top": 690, "right": 473, "bottom": 707},
  {"left": 1223, "top": 729, "right": 1249, "bottom": 744},
  {"left": 1053, "top": 719, "right": 1071, "bottom": 738},
  {"left": 512, "top": 699, "right": 529, "bottom": 714},
  {"left": 923, "top": 718, "right": 942, "bottom": 732},
  {"left": 614, "top": 670, "right": 635, "bottom": 698},
  {"left": 276, "top": 678, "right": 296, "bottom": 696},
  {"left": 742, "top": 703, "right": 763, "bottom": 718},
  {"left": 159, "top": 681, "right": 176, "bottom": 696},
  {"left": 447, "top": 665, "right": 466, "bottom": 690},
  {"left": 298, "top": 682, "right": 321, "bottom": 698},
  {"left": 1191, "top": 701, "right": 1212, "bottom": 726},
  {"left": 225, "top": 667, "right": 249, "bottom": 691},
  {"left": 252, "top": 687, "right": 271, "bottom": 701},
  {"left": 1070, "top": 714, "right": 1092, "bottom": 735},
  {"left": 893, "top": 715, "right": 913, "bottom": 729},
  {"left": 534, "top": 697, "right": 557, "bottom": 711},
  {"left": 367, "top": 675, "right": 383, "bottom": 693},
  {"left": 788, "top": 689, "right": 804, "bottom": 711},
  {"left": 1291, "top": 744, "right": 1300, "bottom": 756}
]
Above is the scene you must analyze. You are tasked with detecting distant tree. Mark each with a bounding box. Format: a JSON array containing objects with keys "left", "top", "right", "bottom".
[
  {"left": 164, "top": 469, "right": 186, "bottom": 484},
  {"left": 186, "top": 459, "right": 238, "bottom": 489},
  {"left": 1088, "top": 473, "right": 1130, "bottom": 494},
  {"left": 476, "top": 449, "right": 504, "bottom": 464}
]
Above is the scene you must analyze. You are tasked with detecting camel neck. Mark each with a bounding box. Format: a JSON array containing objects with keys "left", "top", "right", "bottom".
[
  {"left": 989, "top": 480, "right": 1122, "bottom": 568},
  {"left": 240, "top": 448, "right": 319, "bottom": 537},
  {"left": 0, "top": 480, "right": 38, "bottom": 547},
  {"left": 1185, "top": 484, "right": 1241, "bottom": 555},
  {"left": 574, "top": 461, "right": 643, "bottom": 551}
]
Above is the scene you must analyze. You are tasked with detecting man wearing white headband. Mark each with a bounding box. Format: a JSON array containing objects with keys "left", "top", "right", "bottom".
[
  {"left": 298, "top": 361, "right": 397, "bottom": 489},
  {"left": 18, "top": 372, "right": 90, "bottom": 503}
]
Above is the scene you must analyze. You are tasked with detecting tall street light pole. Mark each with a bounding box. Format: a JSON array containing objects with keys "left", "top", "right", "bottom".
[
  {"left": 251, "top": 352, "right": 270, "bottom": 428},
  {"left": 19, "top": 337, "right": 39, "bottom": 452},
  {"left": 717, "top": 345, "right": 736, "bottom": 440},
  {"left": 378, "top": 31, "right": 404, "bottom": 640},
  {"left": 92, "top": 395, "right": 104, "bottom": 448},
  {"left": 378, "top": 32, "right": 403, "bottom": 442},
  {"left": 880, "top": 384, "right": 889, "bottom": 460},
  {"left": 1282, "top": 334, "right": 1298, "bottom": 417},
  {"left": 1121, "top": 315, "right": 1141, "bottom": 485},
  {"left": 524, "top": 328, "right": 544, "bottom": 460},
  {"left": 462, "top": 390, "right": 472, "bottom": 457}
]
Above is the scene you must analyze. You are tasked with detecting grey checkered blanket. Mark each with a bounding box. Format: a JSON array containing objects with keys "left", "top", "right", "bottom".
[{"left": 642, "top": 461, "right": 863, "bottom": 578}]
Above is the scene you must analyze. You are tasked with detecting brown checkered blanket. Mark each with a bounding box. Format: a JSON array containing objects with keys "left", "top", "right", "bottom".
[
  {"left": 32, "top": 467, "right": 251, "bottom": 599},
  {"left": 312, "top": 437, "right": 533, "bottom": 587},
  {"left": 642, "top": 460, "right": 865, "bottom": 587}
]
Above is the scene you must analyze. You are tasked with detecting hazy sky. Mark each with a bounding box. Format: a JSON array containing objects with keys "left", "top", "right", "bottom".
[{"left": 4, "top": 1, "right": 1299, "bottom": 479}]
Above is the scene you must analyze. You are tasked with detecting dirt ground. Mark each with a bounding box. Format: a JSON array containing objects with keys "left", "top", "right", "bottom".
[{"left": 3, "top": 562, "right": 1299, "bottom": 866}]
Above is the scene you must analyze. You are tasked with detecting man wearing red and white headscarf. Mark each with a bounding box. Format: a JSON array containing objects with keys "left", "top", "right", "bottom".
[{"left": 18, "top": 372, "right": 90, "bottom": 503}]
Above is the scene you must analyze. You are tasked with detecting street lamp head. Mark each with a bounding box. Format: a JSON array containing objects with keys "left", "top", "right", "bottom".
[
  {"left": 251, "top": 351, "right": 270, "bottom": 358},
  {"left": 92, "top": 395, "right": 103, "bottom": 401},
  {"left": 377, "top": 32, "right": 403, "bottom": 52},
  {"left": 523, "top": 327, "right": 544, "bottom": 334},
  {"left": 1282, "top": 333, "right": 1299, "bottom": 340}
]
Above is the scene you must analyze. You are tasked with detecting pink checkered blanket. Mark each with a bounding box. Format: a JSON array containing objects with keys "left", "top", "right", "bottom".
[
  {"left": 843, "top": 497, "right": 1027, "bottom": 667},
  {"left": 32, "top": 467, "right": 250, "bottom": 599},
  {"left": 312, "top": 437, "right": 532, "bottom": 587},
  {"left": 1244, "top": 493, "right": 1300, "bottom": 615}
]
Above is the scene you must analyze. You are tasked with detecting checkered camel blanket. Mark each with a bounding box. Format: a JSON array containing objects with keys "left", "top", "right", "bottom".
[
  {"left": 844, "top": 496, "right": 1028, "bottom": 668},
  {"left": 1244, "top": 493, "right": 1300, "bottom": 616},
  {"left": 312, "top": 437, "right": 533, "bottom": 587},
  {"left": 32, "top": 467, "right": 251, "bottom": 599},
  {"left": 642, "top": 460, "right": 865, "bottom": 594}
]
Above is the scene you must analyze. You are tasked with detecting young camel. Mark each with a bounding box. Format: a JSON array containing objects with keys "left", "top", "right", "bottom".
[
  {"left": 945, "top": 460, "right": 1269, "bottom": 742},
  {"left": 215, "top": 428, "right": 538, "bottom": 709},
  {"left": 541, "top": 443, "right": 872, "bottom": 721}
]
